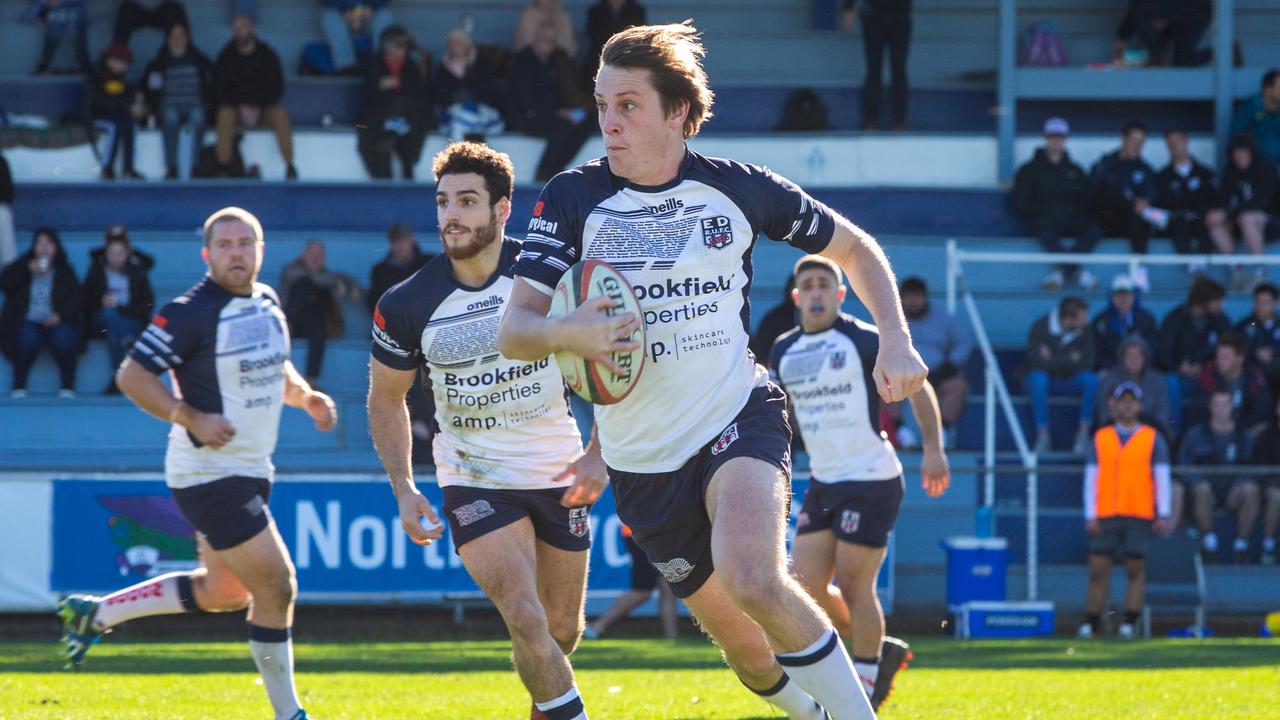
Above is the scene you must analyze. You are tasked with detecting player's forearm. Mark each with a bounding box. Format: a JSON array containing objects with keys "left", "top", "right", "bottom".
[
  {"left": 828, "top": 218, "right": 911, "bottom": 343},
  {"left": 497, "top": 304, "right": 562, "bottom": 360},
  {"left": 907, "top": 381, "right": 944, "bottom": 450},
  {"left": 367, "top": 392, "right": 416, "bottom": 497},
  {"left": 282, "top": 360, "right": 315, "bottom": 408},
  {"left": 116, "top": 358, "right": 196, "bottom": 429}
]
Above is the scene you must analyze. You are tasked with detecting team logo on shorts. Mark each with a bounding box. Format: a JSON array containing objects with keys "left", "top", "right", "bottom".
[
  {"left": 830, "top": 351, "right": 847, "bottom": 370},
  {"left": 653, "top": 557, "right": 695, "bottom": 584},
  {"left": 701, "top": 216, "right": 733, "bottom": 250},
  {"left": 711, "top": 423, "right": 740, "bottom": 455},
  {"left": 452, "top": 500, "right": 496, "bottom": 526},
  {"left": 243, "top": 495, "right": 266, "bottom": 517},
  {"left": 568, "top": 507, "right": 590, "bottom": 537},
  {"left": 841, "top": 509, "right": 861, "bottom": 534}
]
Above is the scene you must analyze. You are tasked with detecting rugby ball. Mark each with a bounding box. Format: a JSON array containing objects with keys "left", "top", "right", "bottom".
[{"left": 548, "top": 259, "right": 646, "bottom": 405}]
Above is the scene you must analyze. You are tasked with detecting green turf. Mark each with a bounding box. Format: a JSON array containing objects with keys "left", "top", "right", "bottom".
[{"left": 2, "top": 637, "right": 1278, "bottom": 718}]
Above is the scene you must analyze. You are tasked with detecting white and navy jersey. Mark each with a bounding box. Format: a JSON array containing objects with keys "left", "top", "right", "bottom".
[
  {"left": 129, "top": 277, "right": 291, "bottom": 490},
  {"left": 770, "top": 314, "right": 902, "bottom": 483},
  {"left": 372, "top": 239, "right": 583, "bottom": 490},
  {"left": 513, "top": 149, "right": 836, "bottom": 473}
]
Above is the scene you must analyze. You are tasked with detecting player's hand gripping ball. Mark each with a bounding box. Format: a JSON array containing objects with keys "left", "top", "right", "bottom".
[{"left": 549, "top": 259, "right": 646, "bottom": 405}]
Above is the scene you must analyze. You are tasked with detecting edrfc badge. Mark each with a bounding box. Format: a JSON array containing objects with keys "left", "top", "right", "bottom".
[
  {"left": 711, "top": 423, "right": 740, "bottom": 455},
  {"left": 702, "top": 216, "right": 733, "bottom": 249},
  {"left": 830, "top": 350, "right": 847, "bottom": 370},
  {"left": 568, "top": 507, "right": 590, "bottom": 537},
  {"left": 841, "top": 509, "right": 860, "bottom": 534}
]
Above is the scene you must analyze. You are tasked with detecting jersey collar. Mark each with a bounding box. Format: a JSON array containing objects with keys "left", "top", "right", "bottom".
[{"left": 610, "top": 146, "right": 695, "bottom": 193}]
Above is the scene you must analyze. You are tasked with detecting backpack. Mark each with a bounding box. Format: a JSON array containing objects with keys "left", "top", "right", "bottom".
[
  {"left": 775, "top": 88, "right": 829, "bottom": 132},
  {"left": 1019, "top": 21, "right": 1068, "bottom": 67}
]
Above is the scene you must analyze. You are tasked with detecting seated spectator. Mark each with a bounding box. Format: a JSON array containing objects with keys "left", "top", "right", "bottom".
[
  {"left": 279, "top": 240, "right": 360, "bottom": 385},
  {"left": 1157, "top": 276, "right": 1231, "bottom": 429},
  {"left": 1237, "top": 282, "right": 1280, "bottom": 382},
  {"left": 585, "top": 0, "right": 646, "bottom": 75},
  {"left": 0, "top": 228, "right": 82, "bottom": 398},
  {"left": 1078, "top": 382, "right": 1172, "bottom": 640},
  {"left": 1195, "top": 332, "right": 1271, "bottom": 435},
  {"left": 358, "top": 25, "right": 429, "bottom": 180},
  {"left": 321, "top": 0, "right": 394, "bottom": 75},
  {"left": 1026, "top": 296, "right": 1097, "bottom": 455},
  {"left": 214, "top": 14, "right": 297, "bottom": 179},
  {"left": 1091, "top": 273, "right": 1157, "bottom": 372},
  {"left": 87, "top": 43, "right": 147, "bottom": 180},
  {"left": 514, "top": 0, "right": 577, "bottom": 57},
  {"left": 0, "top": 151, "right": 13, "bottom": 264},
  {"left": 1113, "top": 0, "right": 1210, "bottom": 67},
  {"left": 113, "top": 0, "right": 187, "bottom": 45},
  {"left": 1248, "top": 394, "right": 1280, "bottom": 564},
  {"left": 30, "top": 0, "right": 90, "bottom": 74},
  {"left": 507, "top": 22, "right": 595, "bottom": 181},
  {"left": 1011, "top": 117, "right": 1101, "bottom": 290},
  {"left": 1179, "top": 388, "right": 1259, "bottom": 561},
  {"left": 368, "top": 221, "right": 432, "bottom": 311},
  {"left": 1090, "top": 122, "right": 1157, "bottom": 268},
  {"left": 82, "top": 232, "right": 154, "bottom": 393},
  {"left": 1207, "top": 134, "right": 1276, "bottom": 292},
  {"left": 1153, "top": 127, "right": 1217, "bottom": 271},
  {"left": 1096, "top": 335, "right": 1172, "bottom": 437},
  {"left": 1229, "top": 69, "right": 1280, "bottom": 167},
  {"left": 898, "top": 276, "right": 972, "bottom": 446},
  {"left": 436, "top": 28, "right": 505, "bottom": 142},
  {"left": 143, "top": 22, "right": 214, "bottom": 180}
]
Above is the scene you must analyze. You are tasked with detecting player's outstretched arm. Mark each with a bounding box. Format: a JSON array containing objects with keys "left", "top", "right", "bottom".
[
  {"left": 820, "top": 217, "right": 927, "bottom": 403},
  {"left": 116, "top": 358, "right": 236, "bottom": 449},
  {"left": 906, "top": 380, "right": 950, "bottom": 497},
  {"left": 558, "top": 423, "right": 608, "bottom": 507},
  {"left": 367, "top": 357, "right": 442, "bottom": 546},
  {"left": 283, "top": 360, "right": 337, "bottom": 431},
  {"left": 497, "top": 278, "right": 640, "bottom": 373}
]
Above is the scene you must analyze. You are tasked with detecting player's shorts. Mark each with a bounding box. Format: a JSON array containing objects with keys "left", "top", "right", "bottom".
[
  {"left": 170, "top": 475, "right": 273, "bottom": 551},
  {"left": 624, "top": 535, "right": 659, "bottom": 591},
  {"left": 796, "top": 476, "right": 904, "bottom": 548},
  {"left": 442, "top": 485, "right": 591, "bottom": 553},
  {"left": 608, "top": 383, "right": 792, "bottom": 599},
  {"left": 1088, "top": 516, "right": 1153, "bottom": 559}
]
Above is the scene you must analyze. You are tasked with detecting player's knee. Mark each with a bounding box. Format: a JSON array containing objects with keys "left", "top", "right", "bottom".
[
  {"left": 1192, "top": 483, "right": 1213, "bottom": 501},
  {"left": 834, "top": 575, "right": 874, "bottom": 609},
  {"left": 719, "top": 561, "right": 787, "bottom": 613},
  {"left": 722, "top": 643, "right": 779, "bottom": 684},
  {"left": 252, "top": 571, "right": 296, "bottom": 612},
  {"left": 501, "top": 596, "right": 551, "bottom": 642}
]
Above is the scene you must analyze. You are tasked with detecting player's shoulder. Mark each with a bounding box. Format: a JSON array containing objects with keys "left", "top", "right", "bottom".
[
  {"left": 687, "top": 151, "right": 785, "bottom": 189},
  {"left": 837, "top": 313, "right": 880, "bottom": 337},
  {"left": 154, "top": 276, "right": 228, "bottom": 324},
  {"left": 379, "top": 252, "right": 454, "bottom": 314},
  {"left": 252, "top": 281, "right": 282, "bottom": 307},
  {"left": 772, "top": 325, "right": 805, "bottom": 356}
]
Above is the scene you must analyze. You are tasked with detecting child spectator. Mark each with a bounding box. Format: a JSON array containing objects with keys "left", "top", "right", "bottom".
[{"left": 87, "top": 43, "right": 147, "bottom": 180}]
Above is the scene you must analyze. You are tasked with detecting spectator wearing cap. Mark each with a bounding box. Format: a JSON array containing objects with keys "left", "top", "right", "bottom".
[
  {"left": 896, "top": 276, "right": 971, "bottom": 446},
  {"left": 1207, "top": 133, "right": 1276, "bottom": 292},
  {"left": 82, "top": 231, "right": 154, "bottom": 393},
  {"left": 1027, "top": 296, "right": 1098, "bottom": 455},
  {"left": 142, "top": 22, "right": 214, "bottom": 180},
  {"left": 1096, "top": 335, "right": 1171, "bottom": 438},
  {"left": 1195, "top": 331, "right": 1271, "bottom": 435},
  {"left": 1090, "top": 121, "right": 1158, "bottom": 264},
  {"left": 321, "top": 0, "right": 396, "bottom": 76},
  {"left": 1237, "top": 282, "right": 1280, "bottom": 382},
  {"left": 1179, "top": 387, "right": 1259, "bottom": 561},
  {"left": 213, "top": 14, "right": 297, "bottom": 179},
  {"left": 1012, "top": 117, "right": 1102, "bottom": 290},
  {"left": 1078, "top": 380, "right": 1172, "bottom": 640},
  {"left": 1229, "top": 69, "right": 1280, "bottom": 166},
  {"left": 1153, "top": 127, "right": 1218, "bottom": 271},
  {"left": 368, "top": 221, "right": 432, "bottom": 311},
  {"left": 1156, "top": 276, "right": 1231, "bottom": 429},
  {"left": 1248, "top": 393, "right": 1280, "bottom": 564},
  {"left": 1091, "top": 273, "right": 1157, "bottom": 372},
  {"left": 87, "top": 42, "right": 147, "bottom": 180}
]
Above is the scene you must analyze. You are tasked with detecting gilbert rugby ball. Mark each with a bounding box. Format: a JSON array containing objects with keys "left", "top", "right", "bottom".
[{"left": 549, "top": 259, "right": 646, "bottom": 405}]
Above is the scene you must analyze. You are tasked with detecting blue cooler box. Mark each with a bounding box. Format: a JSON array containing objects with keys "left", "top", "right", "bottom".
[
  {"left": 957, "top": 601, "right": 1056, "bottom": 638},
  {"left": 940, "top": 536, "right": 1008, "bottom": 608}
]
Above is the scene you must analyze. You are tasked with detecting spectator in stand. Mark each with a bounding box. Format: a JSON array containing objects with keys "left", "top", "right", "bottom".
[
  {"left": 30, "top": 0, "right": 90, "bottom": 75},
  {"left": 368, "top": 221, "right": 432, "bottom": 311},
  {"left": 1012, "top": 117, "right": 1101, "bottom": 291},
  {"left": 1249, "top": 394, "right": 1280, "bottom": 565},
  {"left": 87, "top": 43, "right": 147, "bottom": 181},
  {"left": 1229, "top": 69, "right": 1280, "bottom": 166},
  {"left": 1206, "top": 134, "right": 1276, "bottom": 292},
  {"left": 0, "top": 151, "right": 13, "bottom": 264},
  {"left": 279, "top": 240, "right": 361, "bottom": 386},
  {"left": 507, "top": 22, "right": 595, "bottom": 182},
  {"left": 1091, "top": 273, "right": 1157, "bottom": 372},
  {"left": 1195, "top": 332, "right": 1271, "bottom": 435},
  {"left": 1077, "top": 382, "right": 1172, "bottom": 640},
  {"left": 748, "top": 277, "right": 796, "bottom": 366},
  {"left": 1153, "top": 127, "right": 1217, "bottom": 272},
  {"left": 358, "top": 25, "right": 430, "bottom": 180},
  {"left": 213, "top": 14, "right": 297, "bottom": 179},
  {"left": 436, "top": 28, "right": 504, "bottom": 141},
  {"left": 113, "top": 0, "right": 187, "bottom": 45},
  {"left": 1113, "top": 0, "right": 1211, "bottom": 67},
  {"left": 1180, "top": 388, "right": 1259, "bottom": 561},
  {"left": 1237, "top": 282, "right": 1280, "bottom": 382},
  {"left": 143, "top": 22, "right": 214, "bottom": 180},
  {"left": 82, "top": 232, "right": 154, "bottom": 394},
  {"left": 843, "top": 0, "right": 912, "bottom": 131},
  {"left": 1090, "top": 122, "right": 1158, "bottom": 276},
  {"left": 321, "top": 0, "right": 394, "bottom": 76},
  {"left": 1027, "top": 296, "right": 1097, "bottom": 455},
  {"left": 585, "top": 0, "right": 646, "bottom": 73},
  {"left": 1157, "top": 276, "right": 1231, "bottom": 429},
  {"left": 897, "top": 276, "right": 971, "bottom": 446},
  {"left": 0, "top": 228, "right": 82, "bottom": 398},
  {"left": 1096, "top": 335, "right": 1172, "bottom": 437},
  {"left": 514, "top": 0, "right": 577, "bottom": 57}
]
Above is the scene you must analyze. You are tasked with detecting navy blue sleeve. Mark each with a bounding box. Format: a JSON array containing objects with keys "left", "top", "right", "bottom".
[
  {"left": 129, "top": 298, "right": 209, "bottom": 374},
  {"left": 512, "top": 173, "right": 583, "bottom": 294},
  {"left": 371, "top": 282, "right": 426, "bottom": 371},
  {"left": 842, "top": 317, "right": 881, "bottom": 374},
  {"left": 739, "top": 164, "right": 836, "bottom": 253}
]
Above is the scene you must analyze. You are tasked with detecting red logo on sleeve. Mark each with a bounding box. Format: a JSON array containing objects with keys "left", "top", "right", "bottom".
[
  {"left": 373, "top": 306, "right": 387, "bottom": 330},
  {"left": 532, "top": 201, "right": 544, "bottom": 217},
  {"left": 152, "top": 315, "right": 168, "bottom": 328}
]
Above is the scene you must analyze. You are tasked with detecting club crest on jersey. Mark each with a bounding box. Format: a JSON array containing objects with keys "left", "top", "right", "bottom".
[
  {"left": 453, "top": 500, "right": 496, "bottom": 526},
  {"left": 568, "top": 507, "right": 589, "bottom": 537},
  {"left": 701, "top": 216, "right": 733, "bottom": 250},
  {"left": 830, "top": 350, "right": 847, "bottom": 370},
  {"left": 841, "top": 509, "right": 861, "bottom": 534},
  {"left": 711, "top": 423, "right": 740, "bottom": 455},
  {"left": 653, "top": 557, "right": 695, "bottom": 584}
]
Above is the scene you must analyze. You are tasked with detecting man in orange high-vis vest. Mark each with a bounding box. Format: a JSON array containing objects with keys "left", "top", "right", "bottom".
[{"left": 1078, "top": 381, "right": 1172, "bottom": 639}]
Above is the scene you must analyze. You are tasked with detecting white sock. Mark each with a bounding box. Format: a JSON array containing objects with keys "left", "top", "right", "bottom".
[
  {"left": 93, "top": 572, "right": 198, "bottom": 631},
  {"left": 1203, "top": 532, "right": 1218, "bottom": 552},
  {"left": 248, "top": 624, "right": 302, "bottom": 720},
  {"left": 750, "top": 674, "right": 826, "bottom": 720},
  {"left": 534, "top": 685, "right": 587, "bottom": 720},
  {"left": 853, "top": 657, "right": 879, "bottom": 699},
  {"left": 1233, "top": 537, "right": 1249, "bottom": 552},
  {"left": 776, "top": 629, "right": 875, "bottom": 720}
]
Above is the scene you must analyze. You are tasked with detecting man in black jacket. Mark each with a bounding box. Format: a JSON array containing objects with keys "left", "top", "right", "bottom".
[
  {"left": 1207, "top": 133, "right": 1276, "bottom": 291},
  {"left": 213, "top": 14, "right": 296, "bottom": 179},
  {"left": 585, "top": 0, "right": 646, "bottom": 81},
  {"left": 83, "top": 232, "right": 155, "bottom": 393},
  {"left": 0, "top": 228, "right": 82, "bottom": 397},
  {"left": 1012, "top": 117, "right": 1101, "bottom": 290},
  {"left": 1091, "top": 273, "right": 1157, "bottom": 370},
  {"left": 1154, "top": 127, "right": 1217, "bottom": 267},
  {"left": 144, "top": 22, "right": 214, "bottom": 180},
  {"left": 507, "top": 22, "right": 595, "bottom": 181},
  {"left": 367, "top": 221, "right": 432, "bottom": 311},
  {"left": 1157, "top": 276, "right": 1231, "bottom": 430},
  {"left": 1090, "top": 121, "right": 1157, "bottom": 258},
  {"left": 0, "top": 151, "right": 13, "bottom": 264},
  {"left": 1237, "top": 281, "right": 1280, "bottom": 382}
]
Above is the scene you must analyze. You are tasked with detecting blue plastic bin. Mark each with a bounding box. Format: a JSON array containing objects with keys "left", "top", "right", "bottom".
[{"left": 940, "top": 536, "right": 1008, "bottom": 608}]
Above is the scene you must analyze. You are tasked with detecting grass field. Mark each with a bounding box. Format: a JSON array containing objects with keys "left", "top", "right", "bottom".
[{"left": 2, "top": 636, "right": 1278, "bottom": 719}]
